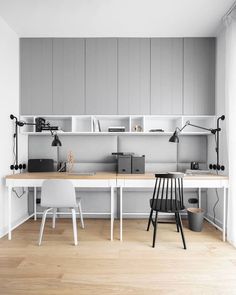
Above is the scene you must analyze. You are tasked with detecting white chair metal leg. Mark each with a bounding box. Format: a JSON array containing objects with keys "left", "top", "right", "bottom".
[
  {"left": 52, "top": 208, "right": 57, "bottom": 229},
  {"left": 71, "top": 208, "right": 78, "bottom": 246},
  {"left": 78, "top": 201, "right": 84, "bottom": 229},
  {"left": 39, "top": 208, "right": 52, "bottom": 246}
]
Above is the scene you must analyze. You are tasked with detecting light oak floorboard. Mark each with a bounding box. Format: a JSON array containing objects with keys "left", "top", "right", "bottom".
[{"left": 0, "top": 219, "right": 236, "bottom": 295}]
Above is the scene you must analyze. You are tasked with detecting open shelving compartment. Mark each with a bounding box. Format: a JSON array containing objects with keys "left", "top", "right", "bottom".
[
  {"left": 130, "top": 116, "right": 144, "bottom": 133},
  {"left": 20, "top": 115, "right": 217, "bottom": 135},
  {"left": 20, "top": 115, "right": 72, "bottom": 134},
  {"left": 72, "top": 116, "right": 93, "bottom": 133},
  {"left": 43, "top": 116, "right": 72, "bottom": 133},
  {"left": 143, "top": 116, "right": 182, "bottom": 134},
  {"left": 93, "top": 116, "right": 130, "bottom": 133}
]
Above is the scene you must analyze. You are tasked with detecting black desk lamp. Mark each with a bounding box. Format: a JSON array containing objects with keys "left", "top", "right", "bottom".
[
  {"left": 169, "top": 115, "right": 225, "bottom": 171},
  {"left": 10, "top": 114, "right": 61, "bottom": 171}
]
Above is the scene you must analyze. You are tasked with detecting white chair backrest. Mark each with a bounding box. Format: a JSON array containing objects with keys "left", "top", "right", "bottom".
[{"left": 41, "top": 179, "right": 77, "bottom": 208}]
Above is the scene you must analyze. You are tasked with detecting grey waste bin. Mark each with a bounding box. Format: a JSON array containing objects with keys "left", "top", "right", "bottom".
[{"left": 187, "top": 208, "right": 205, "bottom": 232}]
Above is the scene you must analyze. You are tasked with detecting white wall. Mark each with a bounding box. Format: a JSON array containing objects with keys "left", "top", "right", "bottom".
[
  {"left": 0, "top": 16, "right": 28, "bottom": 238},
  {"left": 206, "top": 26, "right": 228, "bottom": 227}
]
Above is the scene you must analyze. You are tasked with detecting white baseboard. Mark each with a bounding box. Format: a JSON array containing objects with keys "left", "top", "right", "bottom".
[{"left": 205, "top": 212, "right": 223, "bottom": 229}]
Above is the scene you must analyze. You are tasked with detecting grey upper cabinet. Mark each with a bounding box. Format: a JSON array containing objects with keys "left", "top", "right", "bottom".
[
  {"left": 85, "top": 38, "right": 118, "bottom": 115},
  {"left": 20, "top": 38, "right": 216, "bottom": 116},
  {"left": 20, "top": 38, "right": 52, "bottom": 115},
  {"left": 183, "top": 38, "right": 215, "bottom": 115},
  {"left": 118, "top": 38, "right": 150, "bottom": 115},
  {"left": 53, "top": 39, "right": 85, "bottom": 115},
  {"left": 151, "top": 38, "right": 183, "bottom": 115}
]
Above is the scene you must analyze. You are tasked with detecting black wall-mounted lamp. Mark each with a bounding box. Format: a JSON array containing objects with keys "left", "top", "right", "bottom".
[
  {"left": 169, "top": 115, "right": 225, "bottom": 171},
  {"left": 10, "top": 114, "right": 30, "bottom": 171},
  {"left": 10, "top": 114, "right": 61, "bottom": 171}
]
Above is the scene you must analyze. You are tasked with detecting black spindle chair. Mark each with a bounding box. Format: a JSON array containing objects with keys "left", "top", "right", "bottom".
[{"left": 147, "top": 173, "right": 186, "bottom": 249}]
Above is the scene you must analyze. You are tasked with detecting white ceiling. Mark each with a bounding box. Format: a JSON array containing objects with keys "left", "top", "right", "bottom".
[{"left": 0, "top": 0, "right": 234, "bottom": 37}]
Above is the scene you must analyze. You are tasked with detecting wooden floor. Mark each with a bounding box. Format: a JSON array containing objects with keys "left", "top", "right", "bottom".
[{"left": 0, "top": 219, "right": 236, "bottom": 295}]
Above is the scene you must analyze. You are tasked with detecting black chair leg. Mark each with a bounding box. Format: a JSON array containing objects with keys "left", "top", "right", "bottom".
[
  {"left": 177, "top": 212, "right": 187, "bottom": 250},
  {"left": 152, "top": 211, "right": 158, "bottom": 248},
  {"left": 147, "top": 209, "right": 153, "bottom": 231},
  {"left": 175, "top": 213, "right": 179, "bottom": 232}
]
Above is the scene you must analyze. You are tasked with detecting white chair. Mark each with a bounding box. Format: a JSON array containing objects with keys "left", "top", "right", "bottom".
[{"left": 38, "top": 179, "right": 84, "bottom": 246}]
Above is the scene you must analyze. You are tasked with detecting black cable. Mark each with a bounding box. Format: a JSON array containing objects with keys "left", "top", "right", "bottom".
[
  {"left": 12, "top": 187, "right": 26, "bottom": 198},
  {"left": 12, "top": 128, "right": 26, "bottom": 198},
  {"left": 12, "top": 169, "right": 26, "bottom": 198},
  {"left": 13, "top": 133, "right": 16, "bottom": 166},
  {"left": 213, "top": 186, "right": 220, "bottom": 226},
  {"left": 212, "top": 134, "right": 219, "bottom": 227}
]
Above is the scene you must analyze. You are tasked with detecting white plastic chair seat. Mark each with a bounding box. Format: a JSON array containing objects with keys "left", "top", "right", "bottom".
[{"left": 38, "top": 179, "right": 85, "bottom": 246}]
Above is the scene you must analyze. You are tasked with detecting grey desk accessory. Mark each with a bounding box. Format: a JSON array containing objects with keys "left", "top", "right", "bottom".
[
  {"left": 118, "top": 155, "right": 132, "bottom": 174},
  {"left": 132, "top": 155, "right": 145, "bottom": 174},
  {"left": 191, "top": 161, "right": 199, "bottom": 170},
  {"left": 112, "top": 153, "right": 145, "bottom": 174},
  {"left": 133, "top": 125, "right": 142, "bottom": 132},
  {"left": 185, "top": 169, "right": 212, "bottom": 175}
]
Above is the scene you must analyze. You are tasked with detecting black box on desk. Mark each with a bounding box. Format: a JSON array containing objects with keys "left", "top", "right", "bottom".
[
  {"left": 28, "top": 159, "right": 54, "bottom": 172},
  {"left": 118, "top": 155, "right": 132, "bottom": 174},
  {"left": 132, "top": 155, "right": 145, "bottom": 174}
]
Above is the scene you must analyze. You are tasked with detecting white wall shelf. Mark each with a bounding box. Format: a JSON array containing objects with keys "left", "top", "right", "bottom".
[{"left": 20, "top": 115, "right": 216, "bottom": 136}]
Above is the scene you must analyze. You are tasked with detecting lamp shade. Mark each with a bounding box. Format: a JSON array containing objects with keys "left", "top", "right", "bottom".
[
  {"left": 169, "top": 130, "right": 179, "bottom": 143},
  {"left": 51, "top": 134, "right": 62, "bottom": 147}
]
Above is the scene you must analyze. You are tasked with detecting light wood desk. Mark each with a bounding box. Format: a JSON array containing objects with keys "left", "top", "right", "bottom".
[
  {"left": 5, "top": 172, "right": 229, "bottom": 242},
  {"left": 116, "top": 173, "right": 229, "bottom": 241},
  {"left": 5, "top": 172, "right": 117, "bottom": 241}
]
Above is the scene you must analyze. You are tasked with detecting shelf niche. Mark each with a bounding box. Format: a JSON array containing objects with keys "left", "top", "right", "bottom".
[{"left": 20, "top": 115, "right": 216, "bottom": 135}]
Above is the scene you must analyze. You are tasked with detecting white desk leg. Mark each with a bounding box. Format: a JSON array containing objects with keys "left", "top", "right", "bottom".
[
  {"left": 110, "top": 187, "right": 114, "bottom": 241},
  {"left": 223, "top": 186, "right": 226, "bottom": 242},
  {"left": 198, "top": 188, "right": 201, "bottom": 208},
  {"left": 8, "top": 186, "right": 12, "bottom": 240},
  {"left": 120, "top": 187, "right": 123, "bottom": 241},
  {"left": 34, "top": 187, "right": 37, "bottom": 221}
]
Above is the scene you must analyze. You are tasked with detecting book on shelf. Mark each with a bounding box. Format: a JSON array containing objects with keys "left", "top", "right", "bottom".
[
  {"left": 93, "top": 118, "right": 101, "bottom": 132},
  {"left": 108, "top": 126, "right": 125, "bottom": 132}
]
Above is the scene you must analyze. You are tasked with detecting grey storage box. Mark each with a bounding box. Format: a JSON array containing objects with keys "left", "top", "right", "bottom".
[
  {"left": 118, "top": 155, "right": 132, "bottom": 174},
  {"left": 132, "top": 155, "right": 145, "bottom": 174}
]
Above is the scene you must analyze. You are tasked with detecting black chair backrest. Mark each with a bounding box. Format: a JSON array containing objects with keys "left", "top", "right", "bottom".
[{"left": 151, "top": 173, "right": 185, "bottom": 212}]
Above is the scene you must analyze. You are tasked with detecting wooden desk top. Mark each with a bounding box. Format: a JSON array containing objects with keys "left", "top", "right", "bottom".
[
  {"left": 5, "top": 172, "right": 117, "bottom": 180},
  {"left": 116, "top": 173, "right": 229, "bottom": 181},
  {"left": 6, "top": 171, "right": 228, "bottom": 181}
]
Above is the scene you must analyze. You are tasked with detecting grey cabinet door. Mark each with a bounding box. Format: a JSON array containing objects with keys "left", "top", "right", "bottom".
[
  {"left": 118, "top": 38, "right": 150, "bottom": 115},
  {"left": 20, "top": 38, "right": 52, "bottom": 115},
  {"left": 183, "top": 38, "right": 215, "bottom": 115},
  {"left": 85, "top": 38, "right": 117, "bottom": 114},
  {"left": 53, "top": 39, "right": 85, "bottom": 115},
  {"left": 151, "top": 38, "right": 183, "bottom": 115}
]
